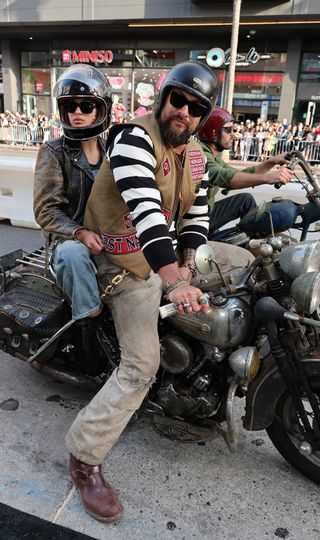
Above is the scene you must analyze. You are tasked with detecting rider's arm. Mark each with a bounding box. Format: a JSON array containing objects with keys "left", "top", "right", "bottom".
[
  {"left": 108, "top": 126, "right": 177, "bottom": 273},
  {"left": 230, "top": 165, "right": 293, "bottom": 188},
  {"left": 34, "top": 144, "right": 85, "bottom": 238}
]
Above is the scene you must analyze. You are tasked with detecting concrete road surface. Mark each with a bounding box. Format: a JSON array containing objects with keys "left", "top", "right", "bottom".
[{"left": 0, "top": 216, "right": 319, "bottom": 538}]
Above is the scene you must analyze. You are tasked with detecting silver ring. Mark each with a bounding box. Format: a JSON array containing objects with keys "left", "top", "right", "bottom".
[{"left": 183, "top": 302, "right": 191, "bottom": 309}]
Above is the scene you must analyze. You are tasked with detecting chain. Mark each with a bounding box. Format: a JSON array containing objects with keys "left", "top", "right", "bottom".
[{"left": 100, "top": 269, "right": 129, "bottom": 300}]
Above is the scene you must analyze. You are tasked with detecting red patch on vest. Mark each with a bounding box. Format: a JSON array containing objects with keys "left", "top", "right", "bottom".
[
  {"left": 162, "top": 158, "right": 171, "bottom": 177},
  {"left": 188, "top": 149, "right": 205, "bottom": 181},
  {"left": 123, "top": 213, "right": 133, "bottom": 229},
  {"left": 101, "top": 231, "right": 141, "bottom": 255}
]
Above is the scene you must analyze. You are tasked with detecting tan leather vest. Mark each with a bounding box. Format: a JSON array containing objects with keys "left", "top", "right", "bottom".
[{"left": 85, "top": 113, "right": 206, "bottom": 279}]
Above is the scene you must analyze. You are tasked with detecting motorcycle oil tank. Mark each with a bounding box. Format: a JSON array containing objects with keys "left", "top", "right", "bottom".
[
  {"left": 239, "top": 199, "right": 300, "bottom": 234},
  {"left": 169, "top": 296, "right": 252, "bottom": 348}
]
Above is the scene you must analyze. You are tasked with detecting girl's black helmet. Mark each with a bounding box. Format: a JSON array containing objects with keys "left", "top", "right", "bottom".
[
  {"left": 53, "top": 64, "right": 112, "bottom": 140},
  {"left": 156, "top": 60, "right": 219, "bottom": 125}
]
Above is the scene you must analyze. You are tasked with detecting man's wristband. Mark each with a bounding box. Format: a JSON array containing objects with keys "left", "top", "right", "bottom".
[{"left": 163, "top": 278, "right": 189, "bottom": 296}]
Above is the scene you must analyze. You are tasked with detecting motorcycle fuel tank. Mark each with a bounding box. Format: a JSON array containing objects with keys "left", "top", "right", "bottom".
[
  {"left": 169, "top": 296, "right": 252, "bottom": 348},
  {"left": 239, "top": 199, "right": 300, "bottom": 235}
]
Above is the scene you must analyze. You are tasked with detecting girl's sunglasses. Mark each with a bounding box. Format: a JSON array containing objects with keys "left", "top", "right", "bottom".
[
  {"left": 64, "top": 101, "right": 96, "bottom": 114},
  {"left": 169, "top": 90, "right": 207, "bottom": 118}
]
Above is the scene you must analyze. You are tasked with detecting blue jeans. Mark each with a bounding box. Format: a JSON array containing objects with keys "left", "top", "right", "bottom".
[
  {"left": 52, "top": 240, "right": 102, "bottom": 320},
  {"left": 209, "top": 193, "right": 256, "bottom": 240}
]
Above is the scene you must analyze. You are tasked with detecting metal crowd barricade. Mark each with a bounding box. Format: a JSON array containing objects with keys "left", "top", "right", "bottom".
[
  {"left": 236, "top": 138, "right": 320, "bottom": 166},
  {"left": 0, "top": 124, "right": 63, "bottom": 146}
]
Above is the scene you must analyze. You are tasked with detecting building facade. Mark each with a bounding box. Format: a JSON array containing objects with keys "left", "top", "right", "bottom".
[{"left": 0, "top": 0, "right": 319, "bottom": 124}]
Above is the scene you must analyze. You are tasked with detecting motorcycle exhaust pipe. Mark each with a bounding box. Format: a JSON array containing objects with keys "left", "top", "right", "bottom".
[{"left": 30, "top": 360, "right": 101, "bottom": 392}]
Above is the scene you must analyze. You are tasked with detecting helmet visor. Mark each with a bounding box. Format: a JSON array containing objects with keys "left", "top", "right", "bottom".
[{"left": 58, "top": 96, "right": 107, "bottom": 132}]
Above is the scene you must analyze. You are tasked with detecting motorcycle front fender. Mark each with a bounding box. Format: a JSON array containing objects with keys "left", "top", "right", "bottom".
[{"left": 243, "top": 352, "right": 320, "bottom": 431}]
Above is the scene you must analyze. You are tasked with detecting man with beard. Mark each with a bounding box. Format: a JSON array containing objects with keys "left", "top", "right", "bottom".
[
  {"left": 65, "top": 61, "right": 253, "bottom": 523},
  {"left": 198, "top": 108, "right": 293, "bottom": 240}
]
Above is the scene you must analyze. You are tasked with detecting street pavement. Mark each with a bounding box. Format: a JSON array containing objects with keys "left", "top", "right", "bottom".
[{"left": 0, "top": 150, "right": 320, "bottom": 539}]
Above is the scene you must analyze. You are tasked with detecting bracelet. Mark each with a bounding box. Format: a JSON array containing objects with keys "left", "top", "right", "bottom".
[
  {"left": 163, "top": 278, "right": 189, "bottom": 296},
  {"left": 181, "top": 263, "right": 197, "bottom": 278}
]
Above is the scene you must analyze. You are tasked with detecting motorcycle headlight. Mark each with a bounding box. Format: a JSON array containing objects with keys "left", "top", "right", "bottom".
[
  {"left": 290, "top": 272, "right": 320, "bottom": 315},
  {"left": 279, "top": 240, "right": 320, "bottom": 280},
  {"left": 228, "top": 346, "right": 260, "bottom": 381}
]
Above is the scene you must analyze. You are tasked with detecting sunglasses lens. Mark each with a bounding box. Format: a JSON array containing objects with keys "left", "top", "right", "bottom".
[
  {"left": 170, "top": 91, "right": 185, "bottom": 110},
  {"left": 65, "top": 101, "right": 96, "bottom": 114},
  {"left": 170, "top": 91, "right": 206, "bottom": 118},
  {"left": 80, "top": 102, "right": 96, "bottom": 114}
]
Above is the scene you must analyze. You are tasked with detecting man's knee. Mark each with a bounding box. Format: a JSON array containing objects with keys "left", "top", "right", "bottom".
[
  {"left": 54, "top": 241, "right": 90, "bottom": 271},
  {"left": 120, "top": 354, "right": 160, "bottom": 387}
]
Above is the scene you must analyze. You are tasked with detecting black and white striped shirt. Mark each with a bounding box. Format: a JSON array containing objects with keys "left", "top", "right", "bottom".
[{"left": 107, "top": 125, "right": 209, "bottom": 272}]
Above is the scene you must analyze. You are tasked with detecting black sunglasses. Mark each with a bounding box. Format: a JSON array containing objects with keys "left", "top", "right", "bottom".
[
  {"left": 64, "top": 101, "right": 96, "bottom": 114},
  {"left": 169, "top": 90, "right": 207, "bottom": 118},
  {"left": 222, "top": 126, "right": 234, "bottom": 133}
]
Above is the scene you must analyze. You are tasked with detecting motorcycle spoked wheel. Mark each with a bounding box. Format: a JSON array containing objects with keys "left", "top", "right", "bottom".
[{"left": 266, "top": 377, "right": 320, "bottom": 483}]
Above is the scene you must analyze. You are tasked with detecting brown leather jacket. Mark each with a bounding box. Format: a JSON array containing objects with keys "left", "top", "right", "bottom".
[{"left": 33, "top": 136, "right": 106, "bottom": 241}]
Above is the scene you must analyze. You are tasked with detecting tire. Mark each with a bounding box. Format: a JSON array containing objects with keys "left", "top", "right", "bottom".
[{"left": 266, "top": 377, "right": 320, "bottom": 483}]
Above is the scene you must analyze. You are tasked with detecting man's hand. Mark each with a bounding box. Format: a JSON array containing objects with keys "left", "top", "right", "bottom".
[
  {"left": 167, "top": 283, "right": 209, "bottom": 315},
  {"left": 75, "top": 229, "right": 103, "bottom": 255},
  {"left": 265, "top": 165, "right": 294, "bottom": 186},
  {"left": 268, "top": 152, "right": 290, "bottom": 167}
]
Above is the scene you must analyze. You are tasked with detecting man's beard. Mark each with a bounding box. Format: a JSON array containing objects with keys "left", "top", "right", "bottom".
[{"left": 159, "top": 116, "right": 193, "bottom": 147}]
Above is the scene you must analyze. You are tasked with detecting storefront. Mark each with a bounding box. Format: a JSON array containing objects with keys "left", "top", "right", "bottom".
[
  {"left": 294, "top": 52, "right": 320, "bottom": 125},
  {"left": 20, "top": 48, "right": 175, "bottom": 119},
  {"left": 191, "top": 48, "right": 286, "bottom": 122}
]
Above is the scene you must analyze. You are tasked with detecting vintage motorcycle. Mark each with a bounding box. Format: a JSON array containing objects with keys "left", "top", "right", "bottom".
[
  {"left": 0, "top": 149, "right": 320, "bottom": 484},
  {"left": 210, "top": 149, "right": 320, "bottom": 246}
]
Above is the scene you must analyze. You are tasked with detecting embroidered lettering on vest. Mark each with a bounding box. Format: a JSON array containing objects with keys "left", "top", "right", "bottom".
[
  {"left": 162, "top": 157, "right": 171, "bottom": 177},
  {"left": 188, "top": 150, "right": 205, "bottom": 181},
  {"left": 101, "top": 230, "right": 141, "bottom": 255}
]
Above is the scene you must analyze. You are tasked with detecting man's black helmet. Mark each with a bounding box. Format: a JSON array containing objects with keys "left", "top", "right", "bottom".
[
  {"left": 53, "top": 64, "right": 112, "bottom": 140},
  {"left": 156, "top": 60, "right": 218, "bottom": 124}
]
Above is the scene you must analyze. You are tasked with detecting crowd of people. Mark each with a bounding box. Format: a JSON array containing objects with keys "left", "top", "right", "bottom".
[{"left": 231, "top": 118, "right": 320, "bottom": 162}]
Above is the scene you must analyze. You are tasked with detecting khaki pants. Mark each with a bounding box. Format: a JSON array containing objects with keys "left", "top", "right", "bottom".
[{"left": 65, "top": 242, "right": 254, "bottom": 464}]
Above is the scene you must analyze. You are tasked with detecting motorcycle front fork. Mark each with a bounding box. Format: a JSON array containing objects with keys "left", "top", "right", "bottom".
[{"left": 267, "top": 321, "right": 320, "bottom": 445}]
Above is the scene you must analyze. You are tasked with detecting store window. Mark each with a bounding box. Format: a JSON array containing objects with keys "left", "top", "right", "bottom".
[
  {"left": 21, "top": 51, "right": 51, "bottom": 68},
  {"left": 299, "top": 53, "right": 320, "bottom": 82},
  {"left": 21, "top": 67, "right": 51, "bottom": 117},
  {"left": 132, "top": 68, "right": 169, "bottom": 116},
  {"left": 135, "top": 49, "right": 175, "bottom": 68}
]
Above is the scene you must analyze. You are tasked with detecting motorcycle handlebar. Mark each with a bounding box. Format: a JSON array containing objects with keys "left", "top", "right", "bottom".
[{"left": 273, "top": 150, "right": 320, "bottom": 192}]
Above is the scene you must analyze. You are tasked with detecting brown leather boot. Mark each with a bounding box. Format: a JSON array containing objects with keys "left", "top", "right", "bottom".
[{"left": 69, "top": 454, "right": 123, "bottom": 522}]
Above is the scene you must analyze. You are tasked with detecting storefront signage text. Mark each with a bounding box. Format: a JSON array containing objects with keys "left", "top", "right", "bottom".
[
  {"left": 62, "top": 50, "right": 113, "bottom": 64},
  {"left": 206, "top": 47, "right": 271, "bottom": 68},
  {"left": 218, "top": 72, "right": 283, "bottom": 85}
]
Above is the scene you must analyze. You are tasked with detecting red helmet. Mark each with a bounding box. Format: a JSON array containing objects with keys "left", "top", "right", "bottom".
[{"left": 197, "top": 107, "right": 235, "bottom": 144}]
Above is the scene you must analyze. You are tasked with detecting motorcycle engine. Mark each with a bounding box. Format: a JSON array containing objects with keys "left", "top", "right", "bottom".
[{"left": 168, "top": 296, "right": 252, "bottom": 348}]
